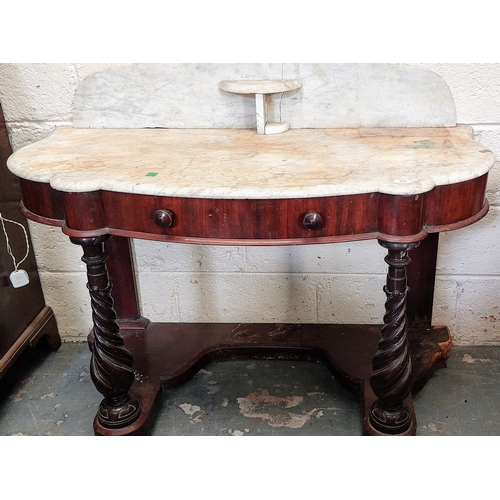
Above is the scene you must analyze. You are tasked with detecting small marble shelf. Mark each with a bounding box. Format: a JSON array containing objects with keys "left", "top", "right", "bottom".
[
  {"left": 219, "top": 79, "right": 302, "bottom": 135},
  {"left": 218, "top": 79, "right": 302, "bottom": 94}
]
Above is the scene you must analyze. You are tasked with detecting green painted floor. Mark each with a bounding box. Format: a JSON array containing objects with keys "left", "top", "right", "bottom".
[{"left": 1, "top": 341, "right": 500, "bottom": 436}]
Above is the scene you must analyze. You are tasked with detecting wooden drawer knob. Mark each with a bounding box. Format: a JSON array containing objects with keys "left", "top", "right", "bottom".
[
  {"left": 303, "top": 211, "right": 323, "bottom": 230},
  {"left": 153, "top": 209, "right": 174, "bottom": 228}
]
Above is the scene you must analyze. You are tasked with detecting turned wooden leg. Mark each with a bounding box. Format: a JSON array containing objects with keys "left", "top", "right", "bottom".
[
  {"left": 369, "top": 241, "right": 416, "bottom": 435},
  {"left": 70, "top": 234, "right": 141, "bottom": 429}
]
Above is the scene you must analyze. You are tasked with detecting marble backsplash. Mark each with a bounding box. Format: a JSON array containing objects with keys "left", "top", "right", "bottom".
[{"left": 73, "top": 63, "right": 457, "bottom": 130}]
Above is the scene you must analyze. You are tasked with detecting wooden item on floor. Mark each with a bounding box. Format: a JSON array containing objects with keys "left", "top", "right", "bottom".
[{"left": 0, "top": 102, "right": 60, "bottom": 380}]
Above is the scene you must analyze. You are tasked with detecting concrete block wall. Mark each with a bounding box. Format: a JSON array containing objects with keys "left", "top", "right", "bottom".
[{"left": 0, "top": 63, "right": 499, "bottom": 345}]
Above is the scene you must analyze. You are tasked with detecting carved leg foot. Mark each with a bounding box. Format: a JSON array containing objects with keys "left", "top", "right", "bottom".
[
  {"left": 71, "top": 235, "right": 141, "bottom": 430},
  {"left": 369, "top": 241, "right": 416, "bottom": 435}
]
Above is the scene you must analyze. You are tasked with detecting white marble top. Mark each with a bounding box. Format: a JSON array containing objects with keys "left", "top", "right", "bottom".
[{"left": 7, "top": 126, "right": 495, "bottom": 199}]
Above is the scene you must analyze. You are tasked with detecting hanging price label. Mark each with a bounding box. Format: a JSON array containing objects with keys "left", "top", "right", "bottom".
[
  {"left": 0, "top": 212, "right": 30, "bottom": 289},
  {"left": 10, "top": 269, "right": 30, "bottom": 288}
]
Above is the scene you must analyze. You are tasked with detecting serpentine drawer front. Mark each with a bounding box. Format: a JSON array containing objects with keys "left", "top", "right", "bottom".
[{"left": 19, "top": 175, "right": 488, "bottom": 244}]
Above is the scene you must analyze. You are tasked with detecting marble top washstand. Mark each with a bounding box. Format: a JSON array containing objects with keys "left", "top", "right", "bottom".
[{"left": 6, "top": 64, "right": 496, "bottom": 436}]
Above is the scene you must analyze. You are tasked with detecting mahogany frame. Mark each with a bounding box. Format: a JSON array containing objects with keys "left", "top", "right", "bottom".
[{"left": 17, "top": 173, "right": 489, "bottom": 435}]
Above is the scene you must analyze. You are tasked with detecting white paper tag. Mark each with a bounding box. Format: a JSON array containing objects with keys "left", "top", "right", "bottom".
[{"left": 10, "top": 269, "right": 30, "bottom": 288}]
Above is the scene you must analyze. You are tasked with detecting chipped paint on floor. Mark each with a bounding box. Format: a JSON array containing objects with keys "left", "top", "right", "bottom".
[
  {"left": 179, "top": 403, "right": 204, "bottom": 423},
  {"left": 462, "top": 353, "right": 496, "bottom": 364},
  {"left": 41, "top": 392, "right": 57, "bottom": 400},
  {"left": 179, "top": 403, "right": 202, "bottom": 416},
  {"left": 426, "top": 422, "right": 445, "bottom": 433},
  {"left": 207, "top": 380, "right": 219, "bottom": 394},
  {"left": 228, "top": 429, "right": 250, "bottom": 436},
  {"left": 237, "top": 388, "right": 323, "bottom": 428}
]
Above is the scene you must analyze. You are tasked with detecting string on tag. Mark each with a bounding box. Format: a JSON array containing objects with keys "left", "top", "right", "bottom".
[{"left": 0, "top": 212, "right": 30, "bottom": 272}]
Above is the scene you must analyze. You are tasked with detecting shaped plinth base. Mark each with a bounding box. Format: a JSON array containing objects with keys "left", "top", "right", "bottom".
[{"left": 91, "top": 322, "right": 451, "bottom": 436}]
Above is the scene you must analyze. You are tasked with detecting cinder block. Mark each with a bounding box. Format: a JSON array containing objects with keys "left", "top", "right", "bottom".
[
  {"left": 316, "top": 274, "right": 385, "bottom": 324},
  {"left": 434, "top": 277, "right": 500, "bottom": 345},
  {"left": 36, "top": 271, "right": 92, "bottom": 340},
  {"left": 0, "top": 63, "right": 78, "bottom": 122},
  {"left": 419, "top": 63, "right": 500, "bottom": 124},
  {"left": 27, "top": 222, "right": 86, "bottom": 272},
  {"left": 431, "top": 278, "right": 459, "bottom": 336},
  {"left": 472, "top": 126, "right": 500, "bottom": 206},
  {"left": 133, "top": 240, "right": 246, "bottom": 273},
  {"left": 436, "top": 207, "right": 500, "bottom": 275},
  {"left": 473, "top": 125, "right": 500, "bottom": 158},
  {"left": 138, "top": 272, "right": 319, "bottom": 323},
  {"left": 5, "top": 121, "right": 61, "bottom": 151},
  {"left": 244, "top": 241, "right": 386, "bottom": 275}
]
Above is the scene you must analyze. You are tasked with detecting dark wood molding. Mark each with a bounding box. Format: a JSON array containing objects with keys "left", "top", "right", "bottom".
[
  {"left": 406, "top": 232, "right": 439, "bottom": 328},
  {"left": 17, "top": 174, "right": 489, "bottom": 245},
  {"left": 104, "top": 236, "right": 142, "bottom": 322}
]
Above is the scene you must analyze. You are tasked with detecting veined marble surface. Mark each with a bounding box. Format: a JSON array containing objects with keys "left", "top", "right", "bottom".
[
  {"left": 73, "top": 63, "right": 456, "bottom": 129},
  {"left": 7, "top": 126, "right": 494, "bottom": 198},
  {"left": 218, "top": 79, "right": 302, "bottom": 95}
]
